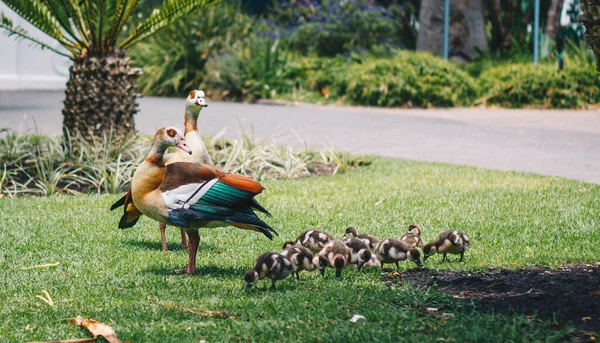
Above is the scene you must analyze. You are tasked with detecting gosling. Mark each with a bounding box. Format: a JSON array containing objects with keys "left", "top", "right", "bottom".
[
  {"left": 374, "top": 239, "right": 423, "bottom": 270},
  {"left": 281, "top": 245, "right": 317, "bottom": 280},
  {"left": 344, "top": 227, "right": 380, "bottom": 249},
  {"left": 344, "top": 237, "right": 372, "bottom": 270},
  {"left": 423, "top": 230, "right": 470, "bottom": 262},
  {"left": 399, "top": 224, "right": 425, "bottom": 249},
  {"left": 313, "top": 240, "right": 352, "bottom": 278},
  {"left": 295, "top": 229, "right": 335, "bottom": 253},
  {"left": 244, "top": 252, "right": 294, "bottom": 290}
]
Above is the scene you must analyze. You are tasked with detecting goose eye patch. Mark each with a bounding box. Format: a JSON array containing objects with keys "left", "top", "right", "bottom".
[{"left": 166, "top": 129, "right": 176, "bottom": 137}]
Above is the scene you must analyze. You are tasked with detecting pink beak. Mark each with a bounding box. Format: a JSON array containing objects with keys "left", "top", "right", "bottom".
[{"left": 176, "top": 141, "right": 192, "bottom": 155}]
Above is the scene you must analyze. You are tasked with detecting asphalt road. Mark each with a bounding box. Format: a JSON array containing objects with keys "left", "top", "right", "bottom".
[{"left": 1, "top": 91, "right": 599, "bottom": 183}]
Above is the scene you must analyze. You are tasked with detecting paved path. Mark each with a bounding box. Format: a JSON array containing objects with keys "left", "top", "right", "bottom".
[{"left": 1, "top": 91, "right": 599, "bottom": 183}]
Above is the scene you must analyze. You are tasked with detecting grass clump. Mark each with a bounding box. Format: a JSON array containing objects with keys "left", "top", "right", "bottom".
[{"left": 1, "top": 157, "right": 598, "bottom": 341}]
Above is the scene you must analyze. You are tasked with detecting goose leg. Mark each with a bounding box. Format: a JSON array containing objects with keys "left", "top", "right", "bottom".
[
  {"left": 159, "top": 222, "right": 168, "bottom": 252},
  {"left": 186, "top": 230, "right": 200, "bottom": 275},
  {"left": 442, "top": 253, "right": 447, "bottom": 262},
  {"left": 270, "top": 279, "right": 276, "bottom": 290},
  {"left": 295, "top": 271, "right": 300, "bottom": 280},
  {"left": 180, "top": 228, "right": 188, "bottom": 250},
  {"left": 395, "top": 261, "right": 400, "bottom": 271},
  {"left": 460, "top": 251, "right": 464, "bottom": 262}
]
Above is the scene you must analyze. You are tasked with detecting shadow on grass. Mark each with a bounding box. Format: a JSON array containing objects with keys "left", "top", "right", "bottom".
[
  {"left": 144, "top": 264, "right": 246, "bottom": 278},
  {"left": 123, "top": 238, "right": 219, "bottom": 252}
]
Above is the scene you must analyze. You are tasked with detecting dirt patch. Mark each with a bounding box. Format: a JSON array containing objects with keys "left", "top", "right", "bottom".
[{"left": 393, "top": 264, "right": 600, "bottom": 335}]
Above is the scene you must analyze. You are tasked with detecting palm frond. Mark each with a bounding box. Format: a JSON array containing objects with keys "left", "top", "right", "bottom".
[
  {"left": 39, "top": 0, "right": 85, "bottom": 46},
  {"left": 119, "top": 0, "right": 222, "bottom": 50},
  {"left": 104, "top": 0, "right": 139, "bottom": 52},
  {"left": 63, "top": 0, "right": 90, "bottom": 47},
  {"left": 0, "top": 14, "right": 71, "bottom": 57},
  {"left": 1, "top": 0, "right": 75, "bottom": 50}
]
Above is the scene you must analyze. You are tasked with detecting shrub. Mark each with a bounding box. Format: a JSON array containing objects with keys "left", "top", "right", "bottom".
[
  {"left": 130, "top": 1, "right": 254, "bottom": 97},
  {"left": 336, "top": 52, "right": 480, "bottom": 107},
  {"left": 478, "top": 62, "right": 600, "bottom": 109},
  {"left": 271, "top": 0, "right": 409, "bottom": 57}
]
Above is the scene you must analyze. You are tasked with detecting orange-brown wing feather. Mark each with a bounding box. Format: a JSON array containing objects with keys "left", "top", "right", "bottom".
[{"left": 219, "top": 174, "right": 265, "bottom": 194}]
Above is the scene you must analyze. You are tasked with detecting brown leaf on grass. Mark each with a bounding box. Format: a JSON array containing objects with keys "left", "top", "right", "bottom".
[
  {"left": 70, "top": 316, "right": 122, "bottom": 343},
  {"left": 25, "top": 338, "right": 97, "bottom": 343},
  {"left": 589, "top": 290, "right": 600, "bottom": 296}
]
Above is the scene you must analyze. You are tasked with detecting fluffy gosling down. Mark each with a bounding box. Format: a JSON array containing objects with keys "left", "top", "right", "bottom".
[
  {"left": 423, "top": 230, "right": 470, "bottom": 262},
  {"left": 245, "top": 252, "right": 294, "bottom": 290},
  {"left": 295, "top": 229, "right": 335, "bottom": 253},
  {"left": 280, "top": 243, "right": 317, "bottom": 280},
  {"left": 344, "top": 237, "right": 372, "bottom": 270},
  {"left": 343, "top": 227, "right": 380, "bottom": 249},
  {"left": 314, "top": 240, "right": 352, "bottom": 277},
  {"left": 374, "top": 239, "right": 423, "bottom": 270},
  {"left": 399, "top": 224, "right": 425, "bottom": 249}
]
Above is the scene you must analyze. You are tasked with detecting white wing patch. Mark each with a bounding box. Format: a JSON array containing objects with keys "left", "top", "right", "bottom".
[{"left": 161, "top": 178, "right": 219, "bottom": 209}]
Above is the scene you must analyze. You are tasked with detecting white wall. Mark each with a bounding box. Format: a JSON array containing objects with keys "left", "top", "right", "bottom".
[{"left": 0, "top": 3, "right": 70, "bottom": 90}]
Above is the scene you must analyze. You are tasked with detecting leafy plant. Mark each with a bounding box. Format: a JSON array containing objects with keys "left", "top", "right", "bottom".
[{"left": 131, "top": 0, "right": 254, "bottom": 97}]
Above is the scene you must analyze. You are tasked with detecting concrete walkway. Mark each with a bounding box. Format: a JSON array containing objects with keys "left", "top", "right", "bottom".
[{"left": 1, "top": 91, "right": 599, "bottom": 183}]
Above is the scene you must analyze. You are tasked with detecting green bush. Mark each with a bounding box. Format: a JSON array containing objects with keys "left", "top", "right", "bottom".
[
  {"left": 478, "top": 62, "right": 600, "bottom": 109},
  {"left": 334, "top": 52, "right": 479, "bottom": 108},
  {"left": 130, "top": 1, "right": 254, "bottom": 97}
]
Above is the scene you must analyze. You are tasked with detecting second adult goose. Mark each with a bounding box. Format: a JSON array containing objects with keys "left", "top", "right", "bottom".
[{"left": 131, "top": 126, "right": 276, "bottom": 274}]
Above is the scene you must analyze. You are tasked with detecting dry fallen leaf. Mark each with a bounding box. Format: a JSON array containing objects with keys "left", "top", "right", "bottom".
[
  {"left": 160, "top": 302, "right": 230, "bottom": 318},
  {"left": 70, "top": 316, "right": 122, "bottom": 343},
  {"left": 582, "top": 317, "right": 593, "bottom": 322},
  {"left": 22, "top": 262, "right": 60, "bottom": 270},
  {"left": 426, "top": 307, "right": 439, "bottom": 312},
  {"left": 589, "top": 290, "right": 600, "bottom": 296},
  {"left": 349, "top": 314, "right": 365, "bottom": 323}
]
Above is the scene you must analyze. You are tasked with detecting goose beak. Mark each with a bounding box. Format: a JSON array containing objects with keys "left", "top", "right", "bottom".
[
  {"left": 244, "top": 283, "right": 252, "bottom": 291},
  {"left": 357, "top": 261, "right": 365, "bottom": 270},
  {"left": 176, "top": 141, "right": 192, "bottom": 155},
  {"left": 196, "top": 98, "right": 208, "bottom": 107},
  {"left": 416, "top": 260, "right": 424, "bottom": 267},
  {"left": 319, "top": 269, "right": 325, "bottom": 277}
]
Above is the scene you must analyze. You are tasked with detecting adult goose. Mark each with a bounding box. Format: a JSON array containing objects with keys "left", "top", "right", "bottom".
[
  {"left": 131, "top": 126, "right": 276, "bottom": 274},
  {"left": 111, "top": 90, "right": 213, "bottom": 251}
]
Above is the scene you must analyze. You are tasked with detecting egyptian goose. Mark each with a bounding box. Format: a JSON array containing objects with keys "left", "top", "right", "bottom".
[
  {"left": 399, "top": 224, "right": 425, "bottom": 249},
  {"left": 313, "top": 240, "right": 352, "bottom": 277},
  {"left": 131, "top": 126, "right": 276, "bottom": 274},
  {"left": 344, "top": 227, "right": 379, "bottom": 249},
  {"left": 244, "top": 252, "right": 294, "bottom": 290},
  {"left": 295, "top": 229, "right": 335, "bottom": 253},
  {"left": 423, "top": 230, "right": 470, "bottom": 262},
  {"left": 373, "top": 239, "right": 423, "bottom": 270},
  {"left": 343, "top": 237, "right": 372, "bottom": 270},
  {"left": 280, "top": 245, "right": 316, "bottom": 280},
  {"left": 111, "top": 90, "right": 213, "bottom": 252}
]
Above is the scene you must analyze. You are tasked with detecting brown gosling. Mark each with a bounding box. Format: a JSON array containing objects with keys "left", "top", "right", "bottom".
[
  {"left": 399, "top": 224, "right": 425, "bottom": 249},
  {"left": 244, "top": 252, "right": 294, "bottom": 290},
  {"left": 344, "top": 227, "right": 380, "bottom": 249},
  {"left": 280, "top": 246, "right": 317, "bottom": 280},
  {"left": 374, "top": 239, "right": 423, "bottom": 270},
  {"left": 343, "top": 237, "right": 372, "bottom": 270},
  {"left": 423, "top": 230, "right": 470, "bottom": 262},
  {"left": 313, "top": 240, "right": 352, "bottom": 277},
  {"left": 295, "top": 229, "right": 335, "bottom": 253}
]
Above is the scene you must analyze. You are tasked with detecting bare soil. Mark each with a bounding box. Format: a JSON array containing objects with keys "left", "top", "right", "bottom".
[{"left": 388, "top": 265, "right": 600, "bottom": 338}]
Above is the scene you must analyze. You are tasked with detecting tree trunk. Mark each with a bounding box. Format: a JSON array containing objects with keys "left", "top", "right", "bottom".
[
  {"left": 62, "top": 49, "right": 142, "bottom": 142},
  {"left": 580, "top": 0, "right": 600, "bottom": 71},
  {"left": 545, "top": 0, "right": 564, "bottom": 40},
  {"left": 417, "top": 0, "right": 488, "bottom": 62}
]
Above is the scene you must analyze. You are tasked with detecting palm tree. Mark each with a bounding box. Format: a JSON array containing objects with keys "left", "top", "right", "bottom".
[
  {"left": 0, "top": 0, "right": 221, "bottom": 141},
  {"left": 581, "top": 0, "right": 600, "bottom": 71}
]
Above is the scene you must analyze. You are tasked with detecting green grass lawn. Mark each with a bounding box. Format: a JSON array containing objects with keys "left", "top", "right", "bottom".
[{"left": 1, "top": 157, "right": 599, "bottom": 342}]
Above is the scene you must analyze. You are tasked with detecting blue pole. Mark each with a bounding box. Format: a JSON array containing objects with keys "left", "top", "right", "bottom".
[
  {"left": 443, "top": 0, "right": 450, "bottom": 60},
  {"left": 533, "top": 0, "right": 540, "bottom": 65}
]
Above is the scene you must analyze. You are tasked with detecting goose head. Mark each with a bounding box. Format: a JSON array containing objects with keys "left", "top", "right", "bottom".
[
  {"left": 153, "top": 126, "right": 191, "bottom": 155},
  {"left": 185, "top": 89, "right": 208, "bottom": 115}
]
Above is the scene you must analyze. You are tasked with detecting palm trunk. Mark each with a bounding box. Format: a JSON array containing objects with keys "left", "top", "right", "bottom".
[
  {"left": 580, "top": 0, "right": 600, "bottom": 71},
  {"left": 62, "top": 50, "right": 142, "bottom": 141}
]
